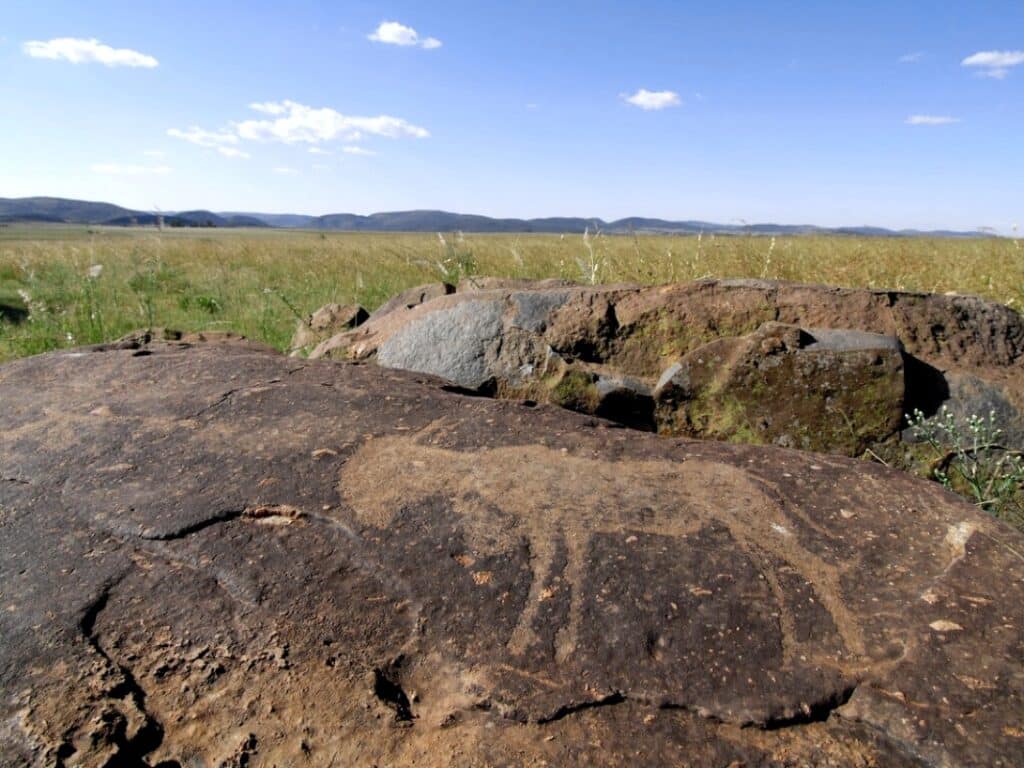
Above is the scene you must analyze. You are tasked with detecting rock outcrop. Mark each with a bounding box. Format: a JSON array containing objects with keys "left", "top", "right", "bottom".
[
  {"left": 1, "top": 340, "right": 1022, "bottom": 766},
  {"left": 289, "top": 303, "right": 368, "bottom": 357},
  {"left": 310, "top": 278, "right": 1024, "bottom": 456}
]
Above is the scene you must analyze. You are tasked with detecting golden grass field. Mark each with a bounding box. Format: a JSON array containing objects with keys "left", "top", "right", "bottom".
[{"left": 1, "top": 223, "right": 1021, "bottom": 362}]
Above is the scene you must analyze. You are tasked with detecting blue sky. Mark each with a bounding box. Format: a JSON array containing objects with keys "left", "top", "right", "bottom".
[{"left": 2, "top": 1, "right": 1022, "bottom": 230}]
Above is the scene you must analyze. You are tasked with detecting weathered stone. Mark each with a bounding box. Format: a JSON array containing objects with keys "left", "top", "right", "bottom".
[
  {"left": 309, "top": 279, "right": 1024, "bottom": 456},
  {"left": 376, "top": 298, "right": 506, "bottom": 389},
  {"left": 368, "top": 281, "right": 454, "bottom": 321},
  {"left": 1, "top": 342, "right": 1021, "bottom": 766},
  {"left": 653, "top": 323, "right": 906, "bottom": 454},
  {"left": 289, "top": 303, "right": 368, "bottom": 357}
]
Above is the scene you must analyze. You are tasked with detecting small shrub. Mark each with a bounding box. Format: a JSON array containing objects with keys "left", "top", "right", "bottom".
[
  {"left": 576, "top": 226, "right": 608, "bottom": 285},
  {"left": 909, "top": 406, "right": 1024, "bottom": 531},
  {"left": 434, "top": 232, "right": 477, "bottom": 282}
]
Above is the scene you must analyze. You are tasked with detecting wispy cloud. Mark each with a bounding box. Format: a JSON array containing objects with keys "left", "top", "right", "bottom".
[
  {"left": 341, "top": 146, "right": 376, "bottom": 156},
  {"left": 249, "top": 101, "right": 289, "bottom": 115},
  {"left": 168, "top": 126, "right": 239, "bottom": 148},
  {"left": 899, "top": 51, "right": 925, "bottom": 63},
  {"left": 142, "top": 149, "right": 165, "bottom": 158},
  {"left": 23, "top": 37, "right": 158, "bottom": 68},
  {"left": 234, "top": 100, "right": 429, "bottom": 144},
  {"left": 623, "top": 88, "right": 681, "bottom": 111},
  {"left": 308, "top": 146, "right": 332, "bottom": 155},
  {"left": 961, "top": 50, "right": 1024, "bottom": 79},
  {"left": 167, "top": 126, "right": 249, "bottom": 157},
  {"left": 273, "top": 167, "right": 298, "bottom": 175},
  {"left": 368, "top": 21, "right": 441, "bottom": 49},
  {"left": 91, "top": 163, "right": 170, "bottom": 175},
  {"left": 216, "top": 147, "right": 250, "bottom": 159},
  {"left": 905, "top": 115, "right": 960, "bottom": 125}
]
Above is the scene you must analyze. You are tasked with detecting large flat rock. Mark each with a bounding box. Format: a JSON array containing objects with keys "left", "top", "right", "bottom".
[{"left": 0, "top": 342, "right": 1022, "bottom": 766}]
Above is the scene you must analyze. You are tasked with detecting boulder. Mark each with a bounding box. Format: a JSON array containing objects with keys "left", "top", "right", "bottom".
[
  {"left": 310, "top": 279, "right": 1024, "bottom": 456},
  {"left": 1, "top": 342, "right": 1022, "bottom": 766},
  {"left": 368, "top": 281, "right": 454, "bottom": 321},
  {"left": 653, "top": 323, "right": 905, "bottom": 454},
  {"left": 289, "top": 303, "right": 368, "bottom": 357}
]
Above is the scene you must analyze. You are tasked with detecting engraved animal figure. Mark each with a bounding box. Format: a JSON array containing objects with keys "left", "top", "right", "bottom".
[{"left": 338, "top": 432, "right": 867, "bottom": 667}]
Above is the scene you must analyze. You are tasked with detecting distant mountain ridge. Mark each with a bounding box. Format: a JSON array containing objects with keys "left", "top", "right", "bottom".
[{"left": 0, "top": 196, "right": 983, "bottom": 238}]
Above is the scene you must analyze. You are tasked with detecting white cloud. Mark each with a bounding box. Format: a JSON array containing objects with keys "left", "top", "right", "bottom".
[
  {"left": 249, "top": 101, "right": 288, "bottom": 115},
  {"left": 341, "top": 145, "right": 376, "bottom": 156},
  {"left": 623, "top": 88, "right": 681, "bottom": 111},
  {"left": 234, "top": 100, "right": 429, "bottom": 144},
  {"left": 899, "top": 51, "right": 925, "bottom": 63},
  {"left": 308, "top": 146, "right": 332, "bottom": 155},
  {"left": 368, "top": 21, "right": 442, "bottom": 49},
  {"left": 142, "top": 149, "right": 165, "bottom": 158},
  {"left": 273, "top": 167, "right": 298, "bottom": 175},
  {"left": 91, "top": 163, "right": 171, "bottom": 175},
  {"left": 168, "top": 127, "right": 248, "bottom": 158},
  {"left": 961, "top": 50, "right": 1024, "bottom": 79},
  {"left": 23, "top": 37, "right": 158, "bottom": 68},
  {"left": 905, "top": 115, "right": 960, "bottom": 125},
  {"left": 167, "top": 126, "right": 240, "bottom": 148}
]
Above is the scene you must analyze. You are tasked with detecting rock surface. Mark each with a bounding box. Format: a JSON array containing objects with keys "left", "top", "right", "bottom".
[
  {"left": 369, "top": 281, "right": 454, "bottom": 321},
  {"left": 653, "top": 323, "right": 906, "bottom": 454},
  {"left": 311, "top": 278, "right": 1024, "bottom": 455},
  {"left": 289, "top": 303, "right": 368, "bottom": 357},
  {"left": 1, "top": 341, "right": 1022, "bottom": 766}
]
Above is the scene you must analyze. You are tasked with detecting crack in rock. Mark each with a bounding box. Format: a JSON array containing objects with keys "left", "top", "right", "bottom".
[
  {"left": 140, "top": 505, "right": 304, "bottom": 541},
  {"left": 536, "top": 692, "right": 626, "bottom": 724},
  {"left": 71, "top": 577, "right": 169, "bottom": 768}
]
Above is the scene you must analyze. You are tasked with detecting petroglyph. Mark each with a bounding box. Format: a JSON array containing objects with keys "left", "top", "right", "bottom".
[{"left": 338, "top": 432, "right": 867, "bottom": 665}]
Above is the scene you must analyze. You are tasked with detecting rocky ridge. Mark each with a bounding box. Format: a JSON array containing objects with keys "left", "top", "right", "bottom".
[{"left": 308, "top": 277, "right": 1024, "bottom": 457}]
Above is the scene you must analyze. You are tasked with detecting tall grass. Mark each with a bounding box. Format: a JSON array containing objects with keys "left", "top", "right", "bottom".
[{"left": 0, "top": 224, "right": 1021, "bottom": 362}]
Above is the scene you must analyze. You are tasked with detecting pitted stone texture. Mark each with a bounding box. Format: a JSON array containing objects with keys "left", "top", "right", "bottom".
[
  {"left": 0, "top": 342, "right": 1021, "bottom": 766},
  {"left": 376, "top": 299, "right": 506, "bottom": 389}
]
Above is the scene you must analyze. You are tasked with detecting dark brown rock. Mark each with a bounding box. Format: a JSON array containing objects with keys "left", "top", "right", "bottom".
[{"left": 1, "top": 342, "right": 1021, "bottom": 766}]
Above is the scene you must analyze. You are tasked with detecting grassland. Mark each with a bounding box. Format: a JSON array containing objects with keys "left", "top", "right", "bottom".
[{"left": 1, "top": 223, "right": 1022, "bottom": 362}]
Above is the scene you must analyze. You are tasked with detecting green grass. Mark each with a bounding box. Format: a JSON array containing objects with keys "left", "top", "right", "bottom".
[{"left": 1, "top": 223, "right": 1022, "bottom": 362}]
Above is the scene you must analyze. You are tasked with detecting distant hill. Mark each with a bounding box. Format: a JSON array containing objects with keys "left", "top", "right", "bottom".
[
  {"left": 104, "top": 210, "right": 269, "bottom": 228},
  {"left": 0, "top": 196, "right": 137, "bottom": 224},
  {"left": 0, "top": 196, "right": 985, "bottom": 237},
  {"left": 221, "top": 212, "right": 317, "bottom": 228}
]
